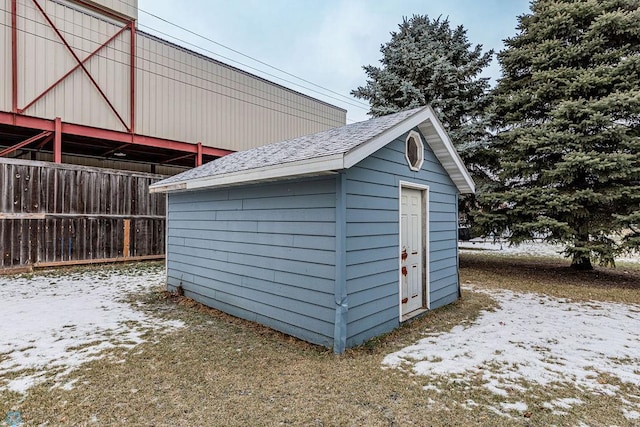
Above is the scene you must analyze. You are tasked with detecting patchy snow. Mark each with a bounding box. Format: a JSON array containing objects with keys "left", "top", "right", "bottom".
[
  {"left": 500, "top": 401, "right": 528, "bottom": 412},
  {"left": 623, "top": 409, "right": 640, "bottom": 420},
  {"left": 383, "top": 286, "right": 640, "bottom": 416},
  {"left": 464, "top": 399, "right": 479, "bottom": 408},
  {"left": 459, "top": 239, "right": 640, "bottom": 264},
  {"left": 422, "top": 384, "right": 441, "bottom": 393},
  {"left": 0, "top": 265, "right": 182, "bottom": 393},
  {"left": 548, "top": 397, "right": 584, "bottom": 409}
]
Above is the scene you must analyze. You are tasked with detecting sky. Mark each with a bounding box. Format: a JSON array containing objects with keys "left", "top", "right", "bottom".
[{"left": 136, "top": 0, "right": 532, "bottom": 123}]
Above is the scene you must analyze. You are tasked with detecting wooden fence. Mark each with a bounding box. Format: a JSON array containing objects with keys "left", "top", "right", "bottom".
[{"left": 0, "top": 158, "right": 166, "bottom": 271}]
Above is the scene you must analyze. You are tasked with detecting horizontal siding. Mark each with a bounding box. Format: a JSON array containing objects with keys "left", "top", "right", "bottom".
[
  {"left": 344, "top": 132, "right": 459, "bottom": 346},
  {"left": 0, "top": 7, "right": 10, "bottom": 112},
  {"left": 431, "top": 289, "right": 459, "bottom": 310},
  {"left": 166, "top": 178, "right": 337, "bottom": 348}
]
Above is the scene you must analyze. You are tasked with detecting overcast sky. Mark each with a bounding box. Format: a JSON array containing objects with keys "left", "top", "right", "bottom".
[{"left": 136, "top": 0, "right": 531, "bottom": 123}]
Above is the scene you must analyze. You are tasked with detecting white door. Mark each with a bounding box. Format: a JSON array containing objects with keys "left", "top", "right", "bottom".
[{"left": 400, "top": 187, "right": 424, "bottom": 316}]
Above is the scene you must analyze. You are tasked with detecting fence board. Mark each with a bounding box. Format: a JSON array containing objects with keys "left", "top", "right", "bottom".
[{"left": 0, "top": 158, "right": 166, "bottom": 269}]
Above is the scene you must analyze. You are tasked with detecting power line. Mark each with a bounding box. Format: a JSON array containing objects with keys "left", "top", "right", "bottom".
[
  {"left": 138, "top": 8, "right": 371, "bottom": 109},
  {"left": 136, "top": 23, "right": 370, "bottom": 112},
  {"left": 4, "top": 6, "right": 366, "bottom": 125},
  {"left": 1, "top": 15, "right": 343, "bottom": 124}
]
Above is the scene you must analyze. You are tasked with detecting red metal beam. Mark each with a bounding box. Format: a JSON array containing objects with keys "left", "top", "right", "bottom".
[
  {"left": 11, "top": 0, "right": 18, "bottom": 113},
  {"left": 19, "top": 23, "right": 131, "bottom": 115},
  {"left": 0, "top": 112, "right": 234, "bottom": 158},
  {"left": 0, "top": 112, "right": 55, "bottom": 131},
  {"left": 163, "top": 152, "right": 195, "bottom": 164},
  {"left": 54, "top": 117, "right": 62, "bottom": 163},
  {"left": 0, "top": 130, "right": 52, "bottom": 157},
  {"left": 31, "top": 0, "right": 130, "bottom": 132},
  {"left": 196, "top": 142, "right": 203, "bottom": 167},
  {"left": 35, "top": 134, "right": 54, "bottom": 149},
  {"left": 102, "top": 142, "right": 131, "bottom": 157},
  {"left": 130, "top": 21, "right": 136, "bottom": 134}
]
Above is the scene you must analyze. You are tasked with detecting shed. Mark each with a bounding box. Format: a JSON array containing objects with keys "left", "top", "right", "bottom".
[{"left": 150, "top": 106, "right": 475, "bottom": 353}]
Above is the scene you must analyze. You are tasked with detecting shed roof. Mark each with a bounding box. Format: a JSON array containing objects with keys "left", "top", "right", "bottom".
[{"left": 150, "top": 106, "right": 475, "bottom": 194}]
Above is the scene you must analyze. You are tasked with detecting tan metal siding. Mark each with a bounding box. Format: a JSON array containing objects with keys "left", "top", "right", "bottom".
[
  {"left": 15, "top": 0, "right": 131, "bottom": 131},
  {"left": 78, "top": 0, "right": 137, "bottom": 20},
  {"left": 135, "top": 33, "right": 346, "bottom": 151},
  {"left": 0, "top": 6, "right": 10, "bottom": 112},
  {"left": 4, "top": 0, "right": 346, "bottom": 152}
]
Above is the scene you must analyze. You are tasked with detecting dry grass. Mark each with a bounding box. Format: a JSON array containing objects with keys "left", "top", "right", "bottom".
[
  {"left": 460, "top": 252, "right": 640, "bottom": 305},
  {"left": 1, "top": 255, "right": 639, "bottom": 426}
]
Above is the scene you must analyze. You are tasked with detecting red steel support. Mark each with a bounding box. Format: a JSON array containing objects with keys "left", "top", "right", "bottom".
[
  {"left": 0, "top": 112, "right": 234, "bottom": 158},
  {"left": 0, "top": 130, "right": 52, "bottom": 157},
  {"left": 130, "top": 21, "right": 136, "bottom": 134},
  {"left": 54, "top": 117, "right": 62, "bottom": 163},
  {"left": 164, "top": 153, "right": 196, "bottom": 164},
  {"left": 11, "top": 0, "right": 18, "bottom": 113},
  {"left": 102, "top": 143, "right": 131, "bottom": 157},
  {"left": 196, "top": 142, "right": 203, "bottom": 167},
  {"left": 31, "top": 0, "right": 130, "bottom": 132},
  {"left": 35, "top": 134, "right": 54, "bottom": 149},
  {"left": 19, "top": 24, "right": 131, "bottom": 114}
]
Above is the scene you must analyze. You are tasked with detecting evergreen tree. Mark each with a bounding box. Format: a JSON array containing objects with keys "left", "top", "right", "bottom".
[
  {"left": 351, "top": 15, "right": 494, "bottom": 174},
  {"left": 478, "top": 0, "right": 640, "bottom": 269}
]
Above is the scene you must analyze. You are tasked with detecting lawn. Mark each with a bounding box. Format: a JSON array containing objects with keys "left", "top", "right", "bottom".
[{"left": 1, "top": 253, "right": 639, "bottom": 426}]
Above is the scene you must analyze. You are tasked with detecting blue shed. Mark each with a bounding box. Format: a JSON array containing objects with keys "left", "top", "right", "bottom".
[{"left": 150, "top": 106, "right": 475, "bottom": 353}]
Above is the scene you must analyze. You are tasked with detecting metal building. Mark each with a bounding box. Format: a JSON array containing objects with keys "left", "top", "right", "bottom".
[
  {"left": 0, "top": 0, "right": 347, "bottom": 272},
  {"left": 1, "top": 0, "right": 346, "bottom": 171}
]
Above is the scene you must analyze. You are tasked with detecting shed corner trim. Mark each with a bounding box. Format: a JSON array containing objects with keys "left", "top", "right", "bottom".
[{"left": 333, "top": 172, "right": 348, "bottom": 354}]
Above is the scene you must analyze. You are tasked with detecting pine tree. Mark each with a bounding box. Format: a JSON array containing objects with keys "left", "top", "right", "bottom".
[
  {"left": 351, "top": 15, "right": 494, "bottom": 174},
  {"left": 478, "top": 0, "right": 640, "bottom": 269}
]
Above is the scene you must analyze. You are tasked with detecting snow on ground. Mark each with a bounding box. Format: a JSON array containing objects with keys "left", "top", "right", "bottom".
[
  {"left": 459, "top": 239, "right": 640, "bottom": 264},
  {"left": 0, "top": 265, "right": 182, "bottom": 393},
  {"left": 383, "top": 286, "right": 640, "bottom": 420}
]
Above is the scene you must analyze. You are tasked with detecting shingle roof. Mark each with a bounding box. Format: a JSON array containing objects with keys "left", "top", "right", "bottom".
[
  {"left": 156, "top": 107, "right": 423, "bottom": 186},
  {"left": 150, "top": 106, "right": 475, "bottom": 194}
]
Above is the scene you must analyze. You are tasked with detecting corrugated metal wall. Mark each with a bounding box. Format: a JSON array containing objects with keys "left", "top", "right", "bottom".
[
  {"left": 136, "top": 33, "right": 347, "bottom": 152},
  {"left": 1, "top": 5, "right": 12, "bottom": 110},
  {"left": 2, "top": 0, "right": 346, "bottom": 152},
  {"left": 85, "top": 0, "right": 137, "bottom": 20},
  {"left": 11, "top": 0, "right": 132, "bottom": 131}
]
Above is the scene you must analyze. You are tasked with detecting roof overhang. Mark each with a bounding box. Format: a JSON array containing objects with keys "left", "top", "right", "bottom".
[{"left": 150, "top": 106, "right": 475, "bottom": 194}]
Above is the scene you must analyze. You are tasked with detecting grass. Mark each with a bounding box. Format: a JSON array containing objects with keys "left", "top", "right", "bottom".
[
  {"left": 460, "top": 252, "right": 640, "bottom": 305},
  {"left": 1, "top": 254, "right": 639, "bottom": 426}
]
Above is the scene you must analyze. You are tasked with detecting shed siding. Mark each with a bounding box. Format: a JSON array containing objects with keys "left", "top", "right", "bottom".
[
  {"left": 166, "top": 178, "right": 337, "bottom": 347},
  {"left": 344, "top": 131, "right": 459, "bottom": 346}
]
